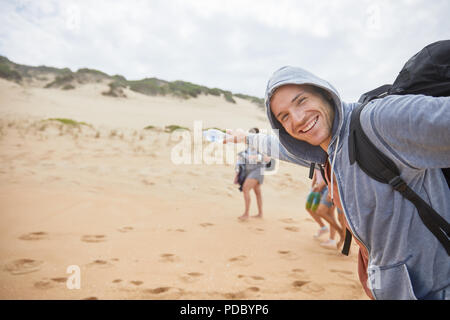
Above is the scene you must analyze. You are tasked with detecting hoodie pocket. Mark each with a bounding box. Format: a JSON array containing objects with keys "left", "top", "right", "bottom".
[{"left": 369, "top": 262, "right": 417, "bottom": 300}]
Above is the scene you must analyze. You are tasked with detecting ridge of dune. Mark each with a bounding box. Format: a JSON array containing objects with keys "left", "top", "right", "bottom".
[{"left": 0, "top": 78, "right": 268, "bottom": 131}]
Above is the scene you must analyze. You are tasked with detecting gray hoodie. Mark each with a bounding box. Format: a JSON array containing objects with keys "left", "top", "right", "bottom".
[{"left": 248, "top": 66, "right": 450, "bottom": 300}]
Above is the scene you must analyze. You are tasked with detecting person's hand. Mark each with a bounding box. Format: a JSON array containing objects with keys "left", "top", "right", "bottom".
[
  {"left": 223, "top": 129, "right": 247, "bottom": 144},
  {"left": 234, "top": 174, "right": 239, "bottom": 184}
]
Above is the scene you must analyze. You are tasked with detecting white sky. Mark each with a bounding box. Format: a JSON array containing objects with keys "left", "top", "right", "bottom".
[{"left": 1, "top": 0, "right": 449, "bottom": 101}]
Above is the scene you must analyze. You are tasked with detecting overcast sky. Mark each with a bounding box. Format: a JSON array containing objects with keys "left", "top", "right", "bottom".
[{"left": 1, "top": 0, "right": 449, "bottom": 101}]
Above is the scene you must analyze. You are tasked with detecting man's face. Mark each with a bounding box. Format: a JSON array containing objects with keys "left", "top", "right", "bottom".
[{"left": 270, "top": 84, "right": 335, "bottom": 151}]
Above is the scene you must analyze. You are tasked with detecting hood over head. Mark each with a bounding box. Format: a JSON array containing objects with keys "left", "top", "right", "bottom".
[{"left": 264, "top": 66, "right": 343, "bottom": 164}]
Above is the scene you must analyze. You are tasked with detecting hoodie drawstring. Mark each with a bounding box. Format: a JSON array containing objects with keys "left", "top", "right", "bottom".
[{"left": 330, "top": 135, "right": 340, "bottom": 204}]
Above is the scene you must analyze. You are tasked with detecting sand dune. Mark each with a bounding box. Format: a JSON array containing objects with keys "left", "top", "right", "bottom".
[{"left": 0, "top": 79, "right": 367, "bottom": 300}]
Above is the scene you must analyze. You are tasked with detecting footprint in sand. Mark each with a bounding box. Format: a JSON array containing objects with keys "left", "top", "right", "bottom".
[
  {"left": 222, "top": 291, "right": 247, "bottom": 300},
  {"left": 330, "top": 269, "right": 353, "bottom": 275},
  {"left": 302, "top": 282, "right": 325, "bottom": 294},
  {"left": 277, "top": 250, "right": 299, "bottom": 261},
  {"left": 228, "top": 255, "right": 251, "bottom": 267},
  {"left": 141, "top": 179, "right": 155, "bottom": 186},
  {"left": 81, "top": 234, "right": 106, "bottom": 243},
  {"left": 112, "top": 279, "right": 123, "bottom": 283},
  {"left": 279, "top": 218, "right": 298, "bottom": 224},
  {"left": 87, "top": 259, "right": 113, "bottom": 268},
  {"left": 51, "top": 277, "right": 68, "bottom": 283},
  {"left": 291, "top": 280, "right": 325, "bottom": 295},
  {"left": 19, "top": 232, "right": 48, "bottom": 241},
  {"left": 117, "top": 226, "right": 134, "bottom": 233},
  {"left": 4, "top": 258, "right": 43, "bottom": 275},
  {"left": 289, "top": 269, "right": 307, "bottom": 280},
  {"left": 292, "top": 280, "right": 310, "bottom": 288},
  {"left": 175, "top": 229, "right": 186, "bottom": 232},
  {"left": 229, "top": 255, "right": 246, "bottom": 262},
  {"left": 34, "top": 277, "right": 68, "bottom": 289},
  {"left": 160, "top": 253, "right": 180, "bottom": 263},
  {"left": 83, "top": 297, "right": 99, "bottom": 300},
  {"left": 284, "top": 226, "right": 299, "bottom": 232},
  {"left": 130, "top": 280, "right": 144, "bottom": 286},
  {"left": 180, "top": 272, "right": 204, "bottom": 283},
  {"left": 248, "top": 227, "right": 265, "bottom": 235},
  {"left": 144, "top": 287, "right": 171, "bottom": 294},
  {"left": 142, "top": 286, "right": 186, "bottom": 299},
  {"left": 199, "top": 223, "right": 214, "bottom": 228},
  {"left": 237, "top": 274, "right": 265, "bottom": 285},
  {"left": 34, "top": 280, "right": 54, "bottom": 289},
  {"left": 291, "top": 268, "right": 305, "bottom": 274}
]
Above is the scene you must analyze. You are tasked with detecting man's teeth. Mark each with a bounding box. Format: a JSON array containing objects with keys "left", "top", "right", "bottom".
[{"left": 301, "top": 117, "right": 318, "bottom": 133}]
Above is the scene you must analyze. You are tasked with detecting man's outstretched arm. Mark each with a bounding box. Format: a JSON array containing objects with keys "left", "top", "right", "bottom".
[{"left": 224, "top": 130, "right": 311, "bottom": 167}]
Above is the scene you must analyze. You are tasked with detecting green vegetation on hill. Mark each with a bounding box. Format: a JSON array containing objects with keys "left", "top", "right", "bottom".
[
  {"left": 164, "top": 124, "right": 189, "bottom": 133},
  {"left": 76, "top": 68, "right": 109, "bottom": 77},
  {"left": 0, "top": 55, "right": 264, "bottom": 107},
  {"left": 0, "top": 63, "right": 22, "bottom": 82},
  {"left": 204, "top": 127, "right": 226, "bottom": 133},
  {"left": 44, "top": 73, "right": 75, "bottom": 88},
  {"left": 45, "top": 118, "right": 91, "bottom": 127},
  {"left": 126, "top": 78, "right": 239, "bottom": 103},
  {"left": 127, "top": 78, "right": 168, "bottom": 96},
  {"left": 0, "top": 56, "right": 22, "bottom": 82},
  {"left": 234, "top": 93, "right": 265, "bottom": 108},
  {"left": 102, "top": 81, "right": 127, "bottom": 97}
]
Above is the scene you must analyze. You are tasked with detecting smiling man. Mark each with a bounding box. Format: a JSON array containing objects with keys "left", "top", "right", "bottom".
[{"left": 224, "top": 66, "right": 450, "bottom": 300}]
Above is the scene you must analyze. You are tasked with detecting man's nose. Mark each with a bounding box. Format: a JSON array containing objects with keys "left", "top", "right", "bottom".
[{"left": 290, "top": 109, "right": 306, "bottom": 132}]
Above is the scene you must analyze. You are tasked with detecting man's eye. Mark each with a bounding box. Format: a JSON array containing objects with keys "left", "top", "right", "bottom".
[
  {"left": 281, "top": 114, "right": 289, "bottom": 122},
  {"left": 297, "top": 97, "right": 306, "bottom": 105}
]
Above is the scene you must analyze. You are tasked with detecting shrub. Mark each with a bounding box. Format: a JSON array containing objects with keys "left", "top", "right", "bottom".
[
  {"left": 207, "top": 88, "right": 222, "bottom": 96},
  {"left": 164, "top": 125, "right": 189, "bottom": 133},
  {"left": 46, "top": 118, "right": 90, "bottom": 127},
  {"left": 76, "top": 68, "right": 109, "bottom": 77},
  {"left": 0, "top": 64, "right": 22, "bottom": 82},
  {"left": 127, "top": 78, "right": 168, "bottom": 96},
  {"left": 102, "top": 81, "right": 126, "bottom": 97},
  {"left": 234, "top": 93, "right": 264, "bottom": 108},
  {"left": 62, "top": 84, "right": 75, "bottom": 90},
  {"left": 223, "top": 91, "right": 236, "bottom": 104},
  {"left": 45, "top": 73, "right": 75, "bottom": 88}
]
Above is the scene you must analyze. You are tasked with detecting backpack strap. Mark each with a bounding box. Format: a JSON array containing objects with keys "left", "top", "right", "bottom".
[
  {"left": 349, "top": 102, "right": 450, "bottom": 256},
  {"left": 342, "top": 229, "right": 353, "bottom": 256},
  {"left": 319, "top": 165, "right": 327, "bottom": 185},
  {"left": 309, "top": 162, "right": 315, "bottom": 179}
]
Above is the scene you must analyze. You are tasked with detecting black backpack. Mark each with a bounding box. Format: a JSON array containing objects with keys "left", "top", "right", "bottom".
[{"left": 344, "top": 40, "right": 450, "bottom": 256}]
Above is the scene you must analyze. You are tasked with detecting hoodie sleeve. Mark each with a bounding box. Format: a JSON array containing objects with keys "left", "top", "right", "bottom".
[
  {"left": 361, "top": 94, "right": 450, "bottom": 170},
  {"left": 247, "top": 133, "right": 311, "bottom": 167}
]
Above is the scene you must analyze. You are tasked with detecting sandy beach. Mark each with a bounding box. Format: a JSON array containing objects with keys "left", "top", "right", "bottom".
[{"left": 0, "top": 78, "right": 367, "bottom": 300}]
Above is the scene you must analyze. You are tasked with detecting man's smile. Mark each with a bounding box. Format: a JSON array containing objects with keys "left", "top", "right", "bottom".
[{"left": 298, "top": 116, "right": 319, "bottom": 134}]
